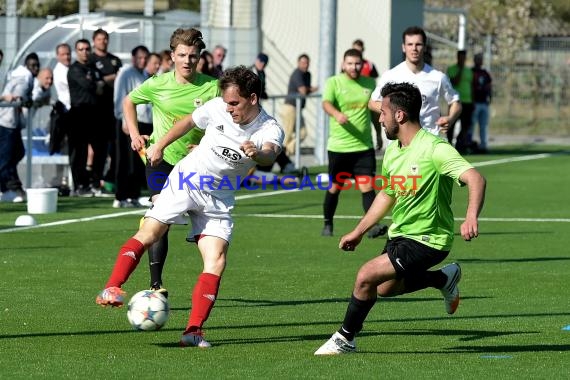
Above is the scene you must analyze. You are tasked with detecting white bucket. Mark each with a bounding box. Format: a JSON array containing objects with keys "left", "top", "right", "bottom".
[{"left": 26, "top": 188, "right": 58, "bottom": 214}]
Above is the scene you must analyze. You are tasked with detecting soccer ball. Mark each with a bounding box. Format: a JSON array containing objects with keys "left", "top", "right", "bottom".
[{"left": 127, "top": 290, "right": 170, "bottom": 331}]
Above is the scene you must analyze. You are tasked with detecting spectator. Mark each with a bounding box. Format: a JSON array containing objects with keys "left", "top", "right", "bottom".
[
  {"left": 320, "top": 48, "right": 387, "bottom": 239},
  {"left": 158, "top": 49, "right": 173, "bottom": 74},
  {"left": 144, "top": 52, "right": 162, "bottom": 78},
  {"left": 471, "top": 53, "right": 492, "bottom": 154},
  {"left": 250, "top": 53, "right": 269, "bottom": 100},
  {"left": 67, "top": 39, "right": 105, "bottom": 196},
  {"left": 112, "top": 45, "right": 151, "bottom": 208},
  {"left": 369, "top": 26, "right": 461, "bottom": 138},
  {"left": 280, "top": 54, "right": 318, "bottom": 156},
  {"left": 197, "top": 50, "right": 214, "bottom": 77},
  {"left": 447, "top": 50, "right": 474, "bottom": 153},
  {"left": 0, "top": 53, "right": 41, "bottom": 203},
  {"left": 89, "top": 28, "right": 123, "bottom": 192},
  {"left": 211, "top": 45, "right": 227, "bottom": 78}
]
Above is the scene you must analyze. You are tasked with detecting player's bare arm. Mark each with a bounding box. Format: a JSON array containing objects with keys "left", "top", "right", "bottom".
[
  {"left": 340, "top": 192, "right": 396, "bottom": 251},
  {"left": 436, "top": 101, "right": 462, "bottom": 133},
  {"left": 368, "top": 99, "right": 381, "bottom": 114},
  {"left": 123, "top": 95, "right": 147, "bottom": 151},
  {"left": 240, "top": 141, "right": 280, "bottom": 166},
  {"left": 323, "top": 100, "right": 348, "bottom": 125},
  {"left": 458, "top": 168, "right": 486, "bottom": 241},
  {"left": 149, "top": 113, "right": 196, "bottom": 166}
]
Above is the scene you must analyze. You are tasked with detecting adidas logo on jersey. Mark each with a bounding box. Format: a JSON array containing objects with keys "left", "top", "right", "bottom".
[{"left": 216, "top": 125, "right": 224, "bottom": 132}]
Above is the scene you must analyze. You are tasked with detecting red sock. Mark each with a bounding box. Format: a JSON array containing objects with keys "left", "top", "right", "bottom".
[
  {"left": 184, "top": 273, "right": 221, "bottom": 334},
  {"left": 105, "top": 238, "right": 145, "bottom": 288}
]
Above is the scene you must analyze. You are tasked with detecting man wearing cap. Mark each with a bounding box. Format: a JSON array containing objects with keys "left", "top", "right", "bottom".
[{"left": 250, "top": 53, "right": 269, "bottom": 100}]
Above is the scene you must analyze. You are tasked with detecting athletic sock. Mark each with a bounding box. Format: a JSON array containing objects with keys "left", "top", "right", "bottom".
[
  {"left": 402, "top": 270, "right": 447, "bottom": 294},
  {"left": 338, "top": 294, "right": 377, "bottom": 341},
  {"left": 148, "top": 230, "right": 169, "bottom": 288},
  {"left": 323, "top": 191, "right": 340, "bottom": 225},
  {"left": 105, "top": 238, "right": 145, "bottom": 288},
  {"left": 184, "top": 273, "right": 221, "bottom": 334},
  {"left": 361, "top": 190, "right": 376, "bottom": 212}
]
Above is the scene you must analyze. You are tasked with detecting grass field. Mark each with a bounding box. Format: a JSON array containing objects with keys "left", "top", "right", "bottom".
[{"left": 1, "top": 145, "right": 569, "bottom": 379}]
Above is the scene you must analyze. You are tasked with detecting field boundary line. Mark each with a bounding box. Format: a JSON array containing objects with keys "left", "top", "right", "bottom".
[{"left": 0, "top": 151, "right": 563, "bottom": 233}]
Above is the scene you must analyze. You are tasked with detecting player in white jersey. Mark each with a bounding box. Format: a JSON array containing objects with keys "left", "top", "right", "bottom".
[
  {"left": 369, "top": 26, "right": 461, "bottom": 136},
  {"left": 96, "top": 66, "right": 284, "bottom": 348}
]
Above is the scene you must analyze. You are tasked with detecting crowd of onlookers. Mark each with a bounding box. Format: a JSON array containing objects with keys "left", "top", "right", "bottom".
[{"left": 0, "top": 25, "right": 491, "bottom": 207}]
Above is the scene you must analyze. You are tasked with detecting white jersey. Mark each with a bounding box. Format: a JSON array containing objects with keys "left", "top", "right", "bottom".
[
  {"left": 371, "top": 62, "right": 459, "bottom": 135},
  {"left": 177, "top": 97, "right": 284, "bottom": 200}
]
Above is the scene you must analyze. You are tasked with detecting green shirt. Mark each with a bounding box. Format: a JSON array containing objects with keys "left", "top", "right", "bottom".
[
  {"left": 382, "top": 129, "right": 473, "bottom": 250},
  {"left": 446, "top": 64, "right": 473, "bottom": 103},
  {"left": 128, "top": 71, "right": 220, "bottom": 165},
  {"left": 323, "top": 73, "right": 376, "bottom": 152}
]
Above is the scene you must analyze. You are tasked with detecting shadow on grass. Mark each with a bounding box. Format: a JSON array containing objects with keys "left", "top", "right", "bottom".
[
  {"left": 168, "top": 295, "right": 490, "bottom": 311},
  {"left": 460, "top": 257, "right": 570, "bottom": 263},
  {"left": 154, "top": 328, "right": 538, "bottom": 348}
]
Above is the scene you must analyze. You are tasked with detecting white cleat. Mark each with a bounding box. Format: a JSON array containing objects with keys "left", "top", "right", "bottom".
[
  {"left": 314, "top": 332, "right": 356, "bottom": 355},
  {"left": 440, "top": 262, "right": 462, "bottom": 314},
  {"left": 179, "top": 332, "right": 211, "bottom": 348}
]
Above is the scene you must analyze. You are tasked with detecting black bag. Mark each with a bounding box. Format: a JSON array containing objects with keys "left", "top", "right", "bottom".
[{"left": 49, "top": 101, "right": 68, "bottom": 155}]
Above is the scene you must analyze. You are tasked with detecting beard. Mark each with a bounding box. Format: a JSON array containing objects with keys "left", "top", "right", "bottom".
[{"left": 384, "top": 123, "right": 399, "bottom": 140}]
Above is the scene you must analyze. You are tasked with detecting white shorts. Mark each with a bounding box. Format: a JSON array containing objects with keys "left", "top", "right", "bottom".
[{"left": 145, "top": 170, "right": 234, "bottom": 243}]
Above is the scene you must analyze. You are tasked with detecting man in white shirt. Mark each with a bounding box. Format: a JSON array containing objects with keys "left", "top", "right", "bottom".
[
  {"left": 369, "top": 26, "right": 461, "bottom": 136},
  {"left": 53, "top": 43, "right": 71, "bottom": 111},
  {"left": 96, "top": 66, "right": 284, "bottom": 349}
]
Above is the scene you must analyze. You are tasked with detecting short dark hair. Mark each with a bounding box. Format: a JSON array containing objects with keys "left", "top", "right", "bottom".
[
  {"left": 93, "top": 28, "right": 109, "bottom": 40},
  {"left": 298, "top": 54, "right": 309, "bottom": 62},
  {"left": 24, "top": 52, "right": 40, "bottom": 64},
  {"left": 55, "top": 43, "right": 71, "bottom": 54},
  {"left": 75, "top": 39, "right": 90, "bottom": 49},
  {"left": 402, "top": 26, "right": 427, "bottom": 45},
  {"left": 380, "top": 82, "right": 422, "bottom": 123},
  {"left": 131, "top": 45, "right": 150, "bottom": 57},
  {"left": 344, "top": 48, "right": 362, "bottom": 60},
  {"left": 219, "top": 65, "right": 261, "bottom": 100}
]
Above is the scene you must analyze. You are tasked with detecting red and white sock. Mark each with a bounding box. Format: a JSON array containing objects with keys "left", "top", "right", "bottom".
[
  {"left": 184, "top": 273, "right": 221, "bottom": 334},
  {"left": 105, "top": 238, "right": 145, "bottom": 288}
]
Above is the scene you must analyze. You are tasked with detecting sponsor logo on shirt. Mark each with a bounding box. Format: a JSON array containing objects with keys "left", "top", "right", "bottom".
[
  {"left": 194, "top": 98, "right": 203, "bottom": 107},
  {"left": 216, "top": 125, "right": 224, "bottom": 133},
  {"left": 212, "top": 146, "right": 243, "bottom": 164}
]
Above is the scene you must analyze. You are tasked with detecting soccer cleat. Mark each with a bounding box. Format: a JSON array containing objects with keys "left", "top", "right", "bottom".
[
  {"left": 150, "top": 285, "right": 169, "bottom": 299},
  {"left": 314, "top": 332, "right": 356, "bottom": 355},
  {"left": 179, "top": 332, "right": 212, "bottom": 348},
  {"left": 96, "top": 286, "right": 126, "bottom": 307},
  {"left": 440, "top": 262, "right": 462, "bottom": 314},
  {"left": 367, "top": 224, "right": 388, "bottom": 239},
  {"left": 321, "top": 224, "right": 333, "bottom": 237}
]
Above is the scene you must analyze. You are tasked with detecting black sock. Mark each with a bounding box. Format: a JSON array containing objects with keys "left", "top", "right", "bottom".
[
  {"left": 323, "top": 191, "right": 340, "bottom": 225},
  {"left": 148, "top": 230, "right": 169, "bottom": 288},
  {"left": 338, "top": 294, "right": 377, "bottom": 341},
  {"left": 402, "top": 270, "right": 447, "bottom": 294},
  {"left": 361, "top": 190, "right": 376, "bottom": 212}
]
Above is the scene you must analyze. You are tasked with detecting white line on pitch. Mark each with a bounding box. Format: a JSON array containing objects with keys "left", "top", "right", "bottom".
[
  {"left": 0, "top": 151, "right": 562, "bottom": 233},
  {"left": 232, "top": 213, "right": 570, "bottom": 223}
]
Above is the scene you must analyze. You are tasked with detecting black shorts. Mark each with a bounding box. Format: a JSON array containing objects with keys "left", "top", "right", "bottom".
[
  {"left": 383, "top": 237, "right": 449, "bottom": 278},
  {"left": 328, "top": 149, "right": 376, "bottom": 184},
  {"left": 145, "top": 160, "right": 175, "bottom": 197}
]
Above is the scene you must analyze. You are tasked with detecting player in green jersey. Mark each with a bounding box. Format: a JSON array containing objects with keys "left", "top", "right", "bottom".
[
  {"left": 321, "top": 48, "right": 387, "bottom": 239},
  {"left": 315, "top": 82, "right": 486, "bottom": 355},
  {"left": 123, "top": 28, "right": 220, "bottom": 296}
]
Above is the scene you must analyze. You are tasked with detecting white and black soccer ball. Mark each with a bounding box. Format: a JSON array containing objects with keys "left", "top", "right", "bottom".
[{"left": 127, "top": 290, "right": 170, "bottom": 331}]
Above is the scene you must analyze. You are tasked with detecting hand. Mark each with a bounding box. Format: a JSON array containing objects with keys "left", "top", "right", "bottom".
[
  {"left": 335, "top": 112, "right": 349, "bottom": 125},
  {"left": 130, "top": 134, "right": 148, "bottom": 152},
  {"left": 146, "top": 144, "right": 164, "bottom": 167},
  {"left": 436, "top": 116, "right": 451, "bottom": 134},
  {"left": 460, "top": 217, "right": 479, "bottom": 241},
  {"left": 339, "top": 230, "right": 363, "bottom": 252},
  {"left": 240, "top": 141, "right": 258, "bottom": 160}
]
